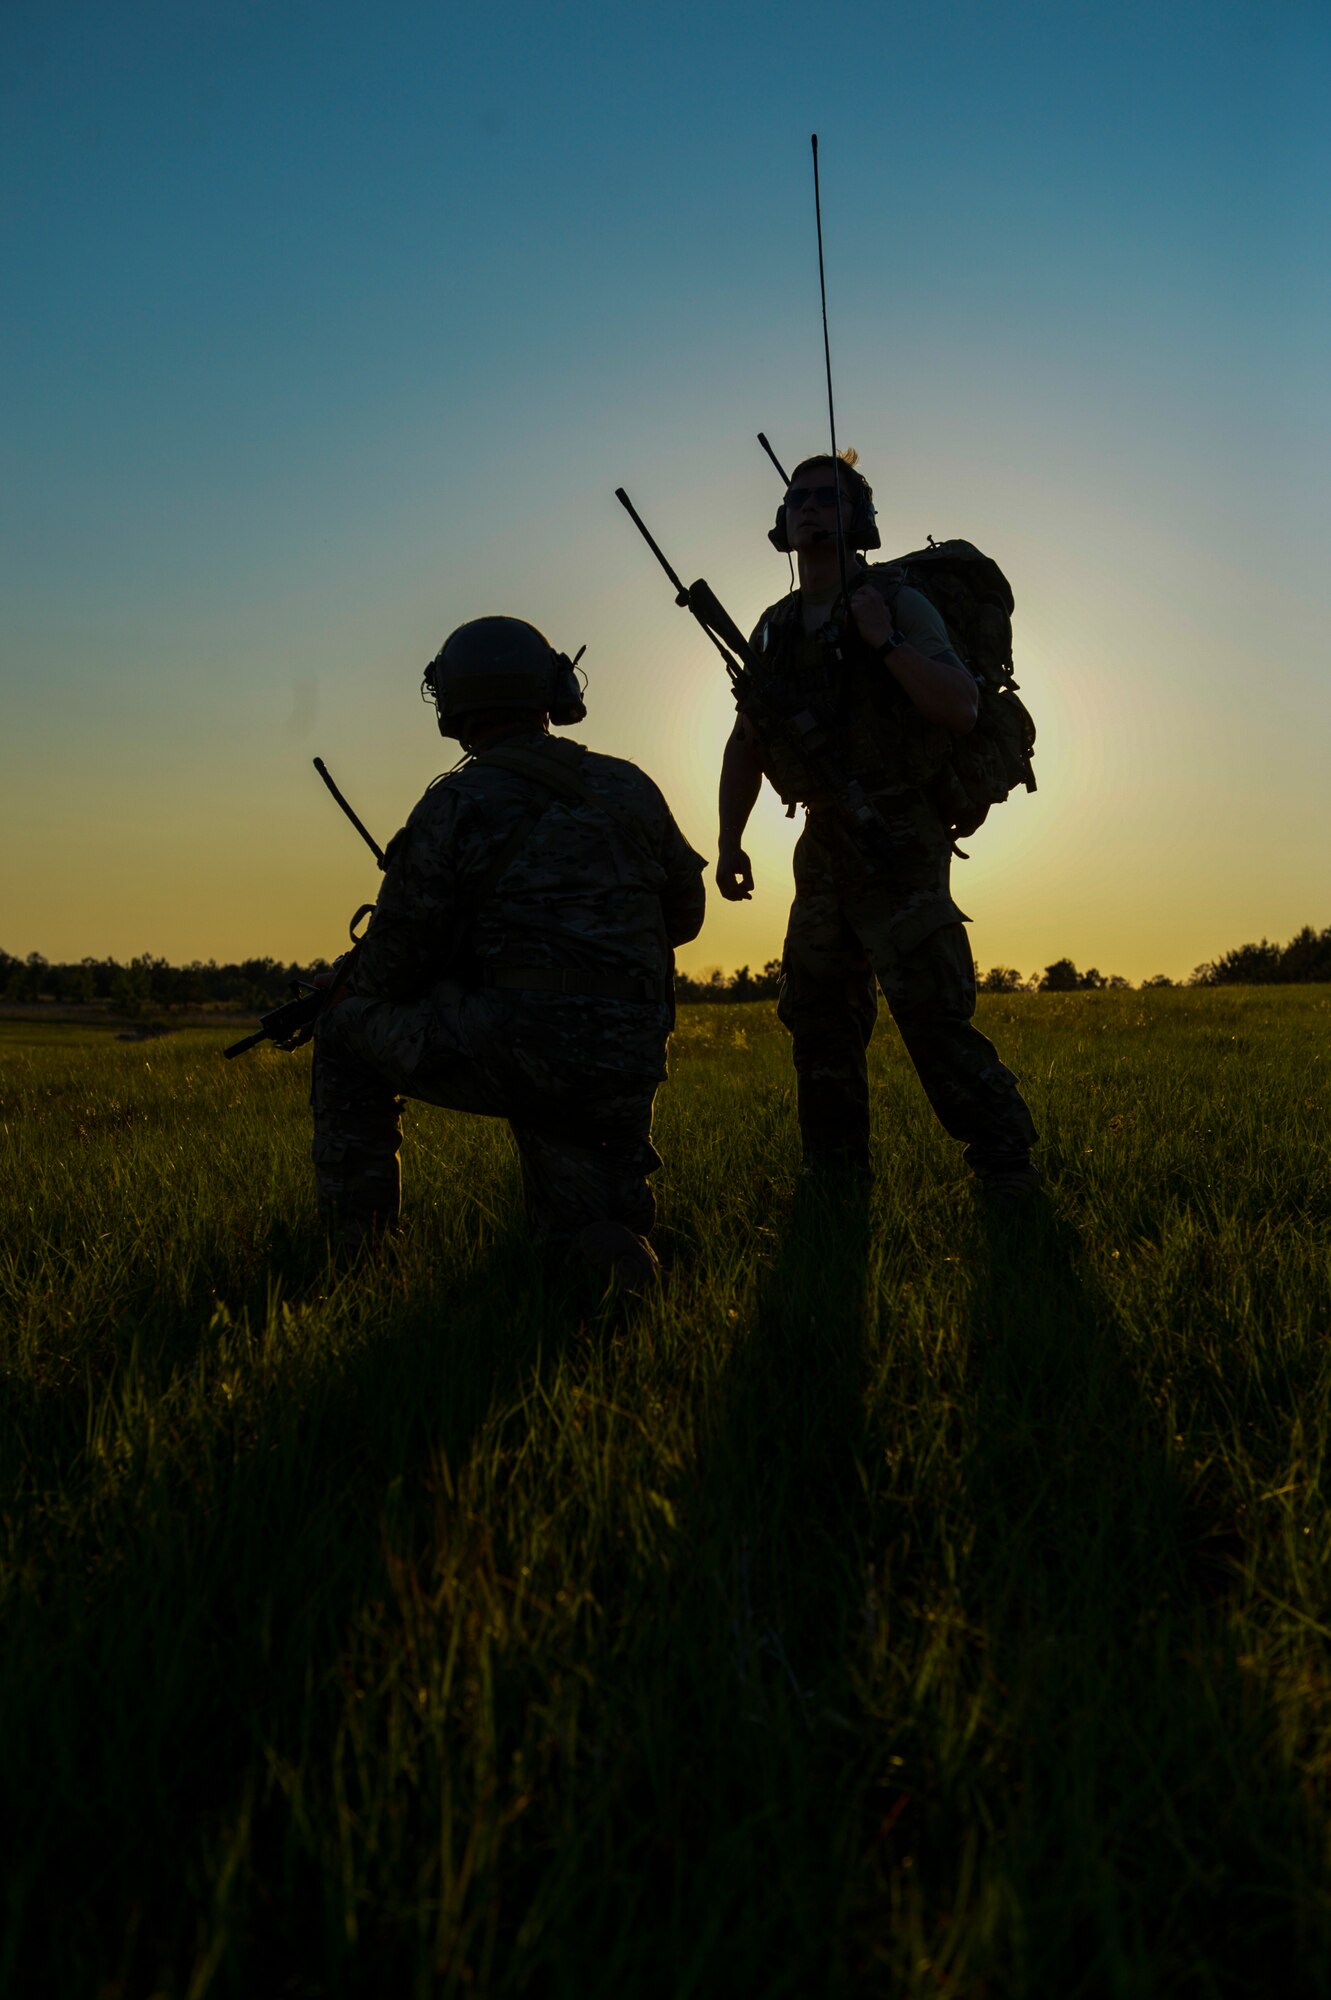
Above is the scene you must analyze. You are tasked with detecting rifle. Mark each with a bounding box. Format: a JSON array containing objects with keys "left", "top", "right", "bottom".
[
  {"left": 222, "top": 758, "right": 382, "bottom": 1059},
  {"left": 614, "top": 488, "right": 906, "bottom": 873},
  {"left": 613, "top": 487, "right": 757, "bottom": 690}
]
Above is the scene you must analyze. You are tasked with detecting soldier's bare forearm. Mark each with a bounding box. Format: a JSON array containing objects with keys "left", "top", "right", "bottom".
[
  {"left": 886, "top": 647, "right": 979, "bottom": 734},
  {"left": 850, "top": 583, "right": 978, "bottom": 734},
  {"left": 719, "top": 733, "right": 763, "bottom": 844},
  {"left": 716, "top": 729, "right": 761, "bottom": 900}
]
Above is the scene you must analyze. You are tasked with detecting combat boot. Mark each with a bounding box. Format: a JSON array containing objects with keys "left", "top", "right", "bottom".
[
  {"left": 565, "top": 1222, "right": 660, "bottom": 1298},
  {"left": 972, "top": 1159, "right": 1043, "bottom": 1204},
  {"left": 318, "top": 1198, "right": 401, "bottom": 1261}
]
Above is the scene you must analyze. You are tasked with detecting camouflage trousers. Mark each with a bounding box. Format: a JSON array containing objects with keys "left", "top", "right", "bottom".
[
  {"left": 311, "top": 983, "right": 661, "bottom": 1248},
  {"left": 777, "top": 826, "right": 1037, "bottom": 1176}
]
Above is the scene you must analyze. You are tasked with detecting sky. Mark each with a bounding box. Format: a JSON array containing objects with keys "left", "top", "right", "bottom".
[{"left": 3, "top": 0, "right": 1328, "bottom": 985}]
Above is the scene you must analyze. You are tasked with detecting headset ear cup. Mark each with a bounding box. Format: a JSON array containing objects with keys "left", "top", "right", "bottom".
[
  {"left": 766, "top": 483, "right": 878, "bottom": 551},
  {"left": 547, "top": 653, "right": 587, "bottom": 726}
]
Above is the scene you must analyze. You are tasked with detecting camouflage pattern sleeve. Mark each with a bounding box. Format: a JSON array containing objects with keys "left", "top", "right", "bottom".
[
  {"left": 658, "top": 810, "right": 707, "bottom": 946},
  {"left": 608, "top": 757, "right": 705, "bottom": 946},
  {"left": 351, "top": 788, "right": 464, "bottom": 1001}
]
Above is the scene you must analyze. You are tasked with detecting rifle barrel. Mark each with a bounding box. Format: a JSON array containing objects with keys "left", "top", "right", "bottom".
[
  {"left": 223, "top": 1027, "right": 268, "bottom": 1060},
  {"left": 614, "top": 489, "right": 689, "bottom": 603}
]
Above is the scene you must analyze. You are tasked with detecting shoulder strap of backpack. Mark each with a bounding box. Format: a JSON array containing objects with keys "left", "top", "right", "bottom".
[{"left": 474, "top": 739, "right": 654, "bottom": 855}]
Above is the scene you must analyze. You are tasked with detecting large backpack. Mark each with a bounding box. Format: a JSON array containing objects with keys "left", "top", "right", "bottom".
[{"left": 875, "top": 540, "right": 1036, "bottom": 841}]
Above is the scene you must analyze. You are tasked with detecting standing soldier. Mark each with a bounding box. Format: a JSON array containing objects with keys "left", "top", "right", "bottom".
[
  {"left": 715, "top": 452, "right": 1038, "bottom": 1196},
  {"left": 313, "top": 616, "right": 706, "bottom": 1287}
]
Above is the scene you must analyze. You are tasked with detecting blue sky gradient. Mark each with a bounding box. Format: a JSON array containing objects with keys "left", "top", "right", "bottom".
[{"left": 3, "top": 0, "right": 1327, "bottom": 979}]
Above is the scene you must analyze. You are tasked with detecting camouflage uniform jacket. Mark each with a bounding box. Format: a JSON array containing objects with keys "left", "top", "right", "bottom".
[{"left": 351, "top": 732, "right": 706, "bottom": 1080}]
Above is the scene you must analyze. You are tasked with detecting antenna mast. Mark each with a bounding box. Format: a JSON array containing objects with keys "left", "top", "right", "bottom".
[{"left": 811, "top": 133, "right": 849, "bottom": 617}]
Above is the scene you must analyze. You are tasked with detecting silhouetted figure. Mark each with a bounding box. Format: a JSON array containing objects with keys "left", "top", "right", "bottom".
[
  {"left": 716, "top": 453, "right": 1037, "bottom": 1195},
  {"left": 313, "top": 617, "right": 705, "bottom": 1288}
]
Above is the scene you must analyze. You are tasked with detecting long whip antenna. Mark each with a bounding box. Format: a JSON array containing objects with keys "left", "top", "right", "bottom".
[{"left": 811, "top": 133, "right": 849, "bottom": 617}]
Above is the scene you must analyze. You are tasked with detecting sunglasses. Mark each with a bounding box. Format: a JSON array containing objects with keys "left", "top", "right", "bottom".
[{"left": 785, "top": 484, "right": 844, "bottom": 511}]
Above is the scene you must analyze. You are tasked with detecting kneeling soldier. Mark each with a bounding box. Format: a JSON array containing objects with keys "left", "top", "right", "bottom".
[{"left": 313, "top": 616, "right": 706, "bottom": 1288}]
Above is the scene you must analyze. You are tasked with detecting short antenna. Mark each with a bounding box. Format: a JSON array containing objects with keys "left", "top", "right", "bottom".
[
  {"left": 811, "top": 133, "right": 849, "bottom": 614},
  {"left": 313, "top": 756, "right": 385, "bottom": 866},
  {"left": 756, "top": 432, "right": 790, "bottom": 485}
]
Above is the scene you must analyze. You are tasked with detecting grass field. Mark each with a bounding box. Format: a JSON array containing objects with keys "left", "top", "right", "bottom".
[{"left": 2, "top": 988, "right": 1329, "bottom": 1997}]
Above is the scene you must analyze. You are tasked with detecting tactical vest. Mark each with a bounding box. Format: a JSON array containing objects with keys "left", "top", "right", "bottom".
[{"left": 740, "top": 579, "right": 953, "bottom": 811}]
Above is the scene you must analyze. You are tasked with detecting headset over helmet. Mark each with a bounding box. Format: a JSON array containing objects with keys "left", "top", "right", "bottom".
[
  {"left": 768, "top": 455, "right": 881, "bottom": 554},
  {"left": 422, "top": 616, "right": 587, "bottom": 742}
]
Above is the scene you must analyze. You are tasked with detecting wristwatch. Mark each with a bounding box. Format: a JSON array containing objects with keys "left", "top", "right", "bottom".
[{"left": 878, "top": 629, "right": 906, "bottom": 657}]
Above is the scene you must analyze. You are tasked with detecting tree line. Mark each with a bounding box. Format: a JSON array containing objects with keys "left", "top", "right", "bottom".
[
  {"left": 0, "top": 952, "right": 332, "bottom": 1012},
  {"left": 2, "top": 923, "right": 1328, "bottom": 1013},
  {"left": 672, "top": 958, "right": 1141, "bottom": 1002},
  {"left": 668, "top": 924, "right": 1331, "bottom": 1000}
]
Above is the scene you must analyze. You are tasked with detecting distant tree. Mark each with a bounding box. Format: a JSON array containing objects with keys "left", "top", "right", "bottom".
[
  {"left": 1277, "top": 925, "right": 1331, "bottom": 982},
  {"left": 161, "top": 962, "right": 206, "bottom": 1006},
  {"left": 140, "top": 955, "right": 172, "bottom": 1004},
  {"left": 5, "top": 952, "right": 52, "bottom": 1002},
  {"left": 674, "top": 958, "right": 782, "bottom": 1003},
  {"left": 1192, "top": 939, "right": 1284, "bottom": 986},
  {"left": 63, "top": 961, "right": 96, "bottom": 1004},
  {"left": 979, "top": 965, "right": 1026, "bottom": 994},
  {"left": 4, "top": 961, "right": 36, "bottom": 1002},
  {"left": 1037, "top": 959, "right": 1124, "bottom": 992},
  {"left": 1191, "top": 927, "right": 1331, "bottom": 985},
  {"left": 110, "top": 959, "right": 153, "bottom": 1013},
  {"left": 1140, "top": 973, "right": 1175, "bottom": 989}
]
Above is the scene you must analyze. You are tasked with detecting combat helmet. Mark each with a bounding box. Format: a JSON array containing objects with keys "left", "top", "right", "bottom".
[{"left": 422, "top": 616, "right": 587, "bottom": 742}]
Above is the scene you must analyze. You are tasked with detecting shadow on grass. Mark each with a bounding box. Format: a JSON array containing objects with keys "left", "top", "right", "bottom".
[
  {"left": 9, "top": 1175, "right": 1328, "bottom": 1997},
  {"left": 959, "top": 1197, "right": 1331, "bottom": 1996},
  {"left": 526, "top": 1177, "right": 879, "bottom": 1999},
  {"left": 0, "top": 1206, "right": 588, "bottom": 1998}
]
